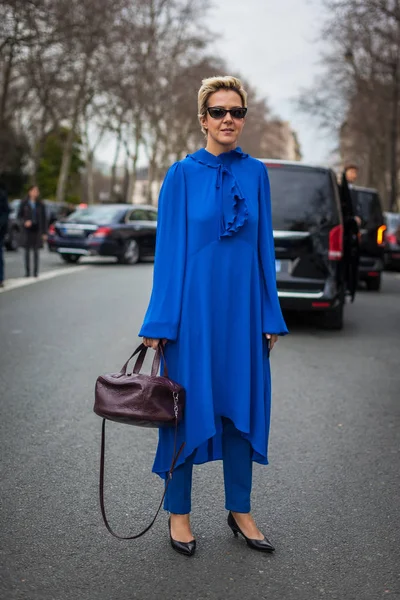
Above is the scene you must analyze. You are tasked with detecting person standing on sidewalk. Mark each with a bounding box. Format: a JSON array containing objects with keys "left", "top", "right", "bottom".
[
  {"left": 139, "top": 76, "right": 288, "bottom": 557},
  {"left": 17, "top": 185, "right": 47, "bottom": 278},
  {"left": 0, "top": 179, "right": 10, "bottom": 287}
]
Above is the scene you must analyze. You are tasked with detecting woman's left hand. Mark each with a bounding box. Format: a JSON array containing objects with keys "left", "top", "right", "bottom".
[
  {"left": 142, "top": 337, "right": 168, "bottom": 349},
  {"left": 265, "top": 333, "right": 278, "bottom": 350}
]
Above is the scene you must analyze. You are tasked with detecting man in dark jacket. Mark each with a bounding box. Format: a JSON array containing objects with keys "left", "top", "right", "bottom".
[
  {"left": 340, "top": 171, "right": 360, "bottom": 302},
  {"left": 17, "top": 185, "right": 47, "bottom": 277},
  {"left": 0, "top": 179, "right": 10, "bottom": 287}
]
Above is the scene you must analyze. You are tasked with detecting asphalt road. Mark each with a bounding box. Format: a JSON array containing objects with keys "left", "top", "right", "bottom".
[{"left": 1, "top": 255, "right": 399, "bottom": 600}]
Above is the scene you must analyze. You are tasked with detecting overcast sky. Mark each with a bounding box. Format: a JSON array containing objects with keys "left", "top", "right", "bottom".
[{"left": 205, "top": 0, "right": 333, "bottom": 164}]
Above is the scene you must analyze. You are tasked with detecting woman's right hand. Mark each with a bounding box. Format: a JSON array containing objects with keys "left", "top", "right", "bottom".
[{"left": 142, "top": 337, "right": 167, "bottom": 349}]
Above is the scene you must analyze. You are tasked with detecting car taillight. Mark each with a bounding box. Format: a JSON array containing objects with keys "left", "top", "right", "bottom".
[
  {"left": 386, "top": 233, "right": 397, "bottom": 245},
  {"left": 312, "top": 302, "right": 331, "bottom": 308},
  {"left": 48, "top": 224, "right": 56, "bottom": 235},
  {"left": 377, "top": 225, "right": 386, "bottom": 245},
  {"left": 329, "top": 225, "right": 343, "bottom": 260},
  {"left": 93, "top": 226, "right": 112, "bottom": 237}
]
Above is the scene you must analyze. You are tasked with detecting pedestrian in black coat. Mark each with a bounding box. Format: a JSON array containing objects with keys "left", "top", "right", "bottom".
[
  {"left": 0, "top": 179, "right": 10, "bottom": 287},
  {"left": 340, "top": 171, "right": 360, "bottom": 301},
  {"left": 17, "top": 185, "right": 48, "bottom": 277}
]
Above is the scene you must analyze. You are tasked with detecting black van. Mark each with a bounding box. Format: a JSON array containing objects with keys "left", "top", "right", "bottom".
[
  {"left": 261, "top": 160, "right": 358, "bottom": 330},
  {"left": 350, "top": 186, "right": 385, "bottom": 291}
]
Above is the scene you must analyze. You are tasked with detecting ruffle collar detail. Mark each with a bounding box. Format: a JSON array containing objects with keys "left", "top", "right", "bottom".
[
  {"left": 188, "top": 146, "right": 249, "bottom": 167},
  {"left": 187, "top": 147, "right": 249, "bottom": 238}
]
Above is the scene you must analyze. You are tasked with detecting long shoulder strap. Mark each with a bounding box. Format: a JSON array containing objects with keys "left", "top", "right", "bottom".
[{"left": 99, "top": 419, "right": 185, "bottom": 540}]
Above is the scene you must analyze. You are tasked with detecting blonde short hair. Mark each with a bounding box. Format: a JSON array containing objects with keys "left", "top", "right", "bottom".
[{"left": 198, "top": 76, "right": 248, "bottom": 135}]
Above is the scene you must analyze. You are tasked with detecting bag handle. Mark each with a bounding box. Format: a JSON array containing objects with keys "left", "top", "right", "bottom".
[
  {"left": 120, "top": 344, "right": 146, "bottom": 375},
  {"left": 120, "top": 343, "right": 169, "bottom": 379},
  {"left": 150, "top": 343, "right": 169, "bottom": 378},
  {"left": 99, "top": 417, "right": 185, "bottom": 540}
]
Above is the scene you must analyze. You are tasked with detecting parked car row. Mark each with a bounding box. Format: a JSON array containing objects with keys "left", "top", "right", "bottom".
[
  {"left": 4, "top": 166, "right": 397, "bottom": 332},
  {"left": 259, "top": 160, "right": 395, "bottom": 329}
]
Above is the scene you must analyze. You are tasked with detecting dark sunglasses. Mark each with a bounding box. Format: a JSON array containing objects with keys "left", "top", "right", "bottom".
[{"left": 206, "top": 106, "right": 247, "bottom": 120}]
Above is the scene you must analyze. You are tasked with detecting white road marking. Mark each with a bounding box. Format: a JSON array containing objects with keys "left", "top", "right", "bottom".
[{"left": 0, "top": 266, "right": 88, "bottom": 294}]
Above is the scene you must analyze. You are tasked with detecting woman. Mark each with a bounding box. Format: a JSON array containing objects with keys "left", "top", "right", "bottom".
[
  {"left": 17, "top": 185, "right": 47, "bottom": 278},
  {"left": 139, "top": 76, "right": 288, "bottom": 557}
]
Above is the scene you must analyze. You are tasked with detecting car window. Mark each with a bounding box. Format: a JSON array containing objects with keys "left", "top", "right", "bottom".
[
  {"left": 265, "top": 164, "right": 339, "bottom": 231},
  {"left": 66, "top": 206, "right": 126, "bottom": 224},
  {"left": 147, "top": 211, "right": 158, "bottom": 221},
  {"left": 385, "top": 213, "right": 400, "bottom": 233},
  {"left": 9, "top": 199, "right": 21, "bottom": 212},
  {"left": 128, "top": 209, "right": 153, "bottom": 221},
  {"left": 350, "top": 190, "right": 383, "bottom": 228}
]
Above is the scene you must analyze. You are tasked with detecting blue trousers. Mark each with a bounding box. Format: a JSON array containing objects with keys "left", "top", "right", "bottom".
[{"left": 164, "top": 418, "right": 253, "bottom": 514}]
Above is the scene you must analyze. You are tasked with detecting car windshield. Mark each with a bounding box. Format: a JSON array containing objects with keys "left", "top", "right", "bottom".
[
  {"left": 350, "top": 189, "right": 383, "bottom": 227},
  {"left": 66, "top": 206, "right": 125, "bottom": 224},
  {"left": 265, "top": 165, "right": 338, "bottom": 231}
]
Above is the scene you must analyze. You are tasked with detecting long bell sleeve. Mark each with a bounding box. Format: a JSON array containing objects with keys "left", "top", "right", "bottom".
[
  {"left": 258, "top": 165, "right": 289, "bottom": 336},
  {"left": 139, "top": 162, "right": 187, "bottom": 341}
]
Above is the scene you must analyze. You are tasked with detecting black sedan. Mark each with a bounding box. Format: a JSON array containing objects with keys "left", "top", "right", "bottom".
[{"left": 47, "top": 204, "right": 157, "bottom": 264}]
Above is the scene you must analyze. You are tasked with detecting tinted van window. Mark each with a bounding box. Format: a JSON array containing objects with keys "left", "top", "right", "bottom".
[
  {"left": 266, "top": 165, "right": 338, "bottom": 231},
  {"left": 350, "top": 189, "right": 383, "bottom": 228}
]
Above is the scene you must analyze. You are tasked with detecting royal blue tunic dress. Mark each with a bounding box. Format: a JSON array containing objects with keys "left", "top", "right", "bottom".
[{"left": 139, "top": 147, "right": 288, "bottom": 479}]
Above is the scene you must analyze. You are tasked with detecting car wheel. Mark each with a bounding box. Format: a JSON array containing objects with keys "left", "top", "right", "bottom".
[
  {"left": 321, "top": 299, "right": 344, "bottom": 331},
  {"left": 60, "top": 254, "right": 80, "bottom": 264},
  {"left": 366, "top": 274, "right": 381, "bottom": 291},
  {"left": 119, "top": 239, "right": 140, "bottom": 265}
]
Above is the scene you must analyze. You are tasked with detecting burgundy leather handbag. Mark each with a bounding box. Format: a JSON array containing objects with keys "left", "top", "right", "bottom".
[{"left": 94, "top": 343, "right": 186, "bottom": 539}]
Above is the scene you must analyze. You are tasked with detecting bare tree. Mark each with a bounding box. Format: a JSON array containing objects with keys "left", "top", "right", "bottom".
[
  {"left": 1, "top": 0, "right": 296, "bottom": 203},
  {"left": 298, "top": 0, "right": 400, "bottom": 210},
  {"left": 136, "top": 0, "right": 211, "bottom": 202},
  {"left": 82, "top": 101, "right": 110, "bottom": 204},
  {"left": 52, "top": 0, "right": 129, "bottom": 203}
]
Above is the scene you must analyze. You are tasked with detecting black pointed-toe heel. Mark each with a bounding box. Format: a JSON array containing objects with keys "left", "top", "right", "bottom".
[
  {"left": 168, "top": 518, "right": 196, "bottom": 557},
  {"left": 227, "top": 511, "right": 275, "bottom": 553}
]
